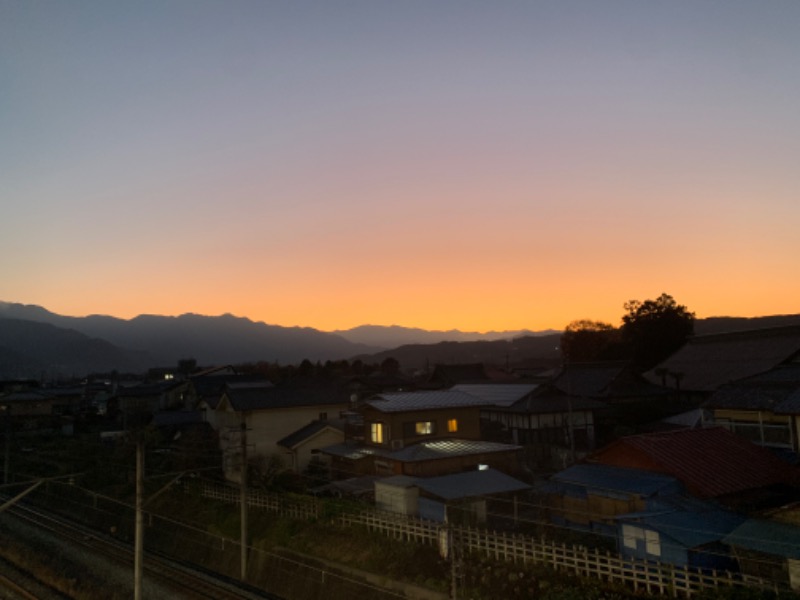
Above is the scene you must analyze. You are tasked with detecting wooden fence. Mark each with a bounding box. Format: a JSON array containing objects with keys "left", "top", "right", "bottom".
[{"left": 200, "top": 481, "right": 783, "bottom": 597}]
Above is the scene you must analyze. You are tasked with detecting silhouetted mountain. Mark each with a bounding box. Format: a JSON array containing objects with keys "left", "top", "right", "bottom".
[
  {"left": 3, "top": 301, "right": 800, "bottom": 378},
  {"left": 0, "top": 318, "right": 151, "bottom": 378},
  {"left": 332, "top": 324, "right": 553, "bottom": 349},
  {"left": 0, "top": 302, "right": 380, "bottom": 370}
]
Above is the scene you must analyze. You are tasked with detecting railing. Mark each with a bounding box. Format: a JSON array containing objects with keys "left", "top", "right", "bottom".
[{"left": 200, "top": 481, "right": 784, "bottom": 598}]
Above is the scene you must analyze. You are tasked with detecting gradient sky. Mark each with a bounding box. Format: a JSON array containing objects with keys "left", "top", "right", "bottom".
[{"left": 3, "top": 1, "right": 799, "bottom": 332}]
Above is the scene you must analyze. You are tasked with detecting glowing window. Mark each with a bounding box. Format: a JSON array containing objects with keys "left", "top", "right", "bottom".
[
  {"left": 447, "top": 418, "right": 458, "bottom": 433},
  {"left": 370, "top": 422, "right": 384, "bottom": 444},
  {"left": 415, "top": 421, "right": 434, "bottom": 435}
]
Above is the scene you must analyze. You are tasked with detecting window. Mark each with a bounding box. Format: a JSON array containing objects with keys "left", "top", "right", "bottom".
[
  {"left": 447, "top": 418, "right": 458, "bottom": 433},
  {"left": 319, "top": 412, "right": 328, "bottom": 420},
  {"left": 622, "top": 524, "right": 640, "bottom": 549},
  {"left": 415, "top": 421, "right": 435, "bottom": 435},
  {"left": 370, "top": 422, "right": 384, "bottom": 444},
  {"left": 645, "top": 530, "right": 661, "bottom": 556}
]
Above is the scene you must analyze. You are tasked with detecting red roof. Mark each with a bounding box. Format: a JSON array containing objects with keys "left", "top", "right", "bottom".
[{"left": 589, "top": 427, "right": 798, "bottom": 499}]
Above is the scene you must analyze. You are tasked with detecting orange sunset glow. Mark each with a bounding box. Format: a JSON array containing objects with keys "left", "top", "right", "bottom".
[{"left": 3, "top": 2, "right": 799, "bottom": 333}]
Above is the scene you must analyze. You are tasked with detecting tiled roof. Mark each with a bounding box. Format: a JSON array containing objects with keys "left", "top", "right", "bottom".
[
  {"left": 380, "top": 438, "right": 521, "bottom": 463},
  {"left": 320, "top": 438, "right": 521, "bottom": 463},
  {"left": 554, "top": 363, "right": 626, "bottom": 397},
  {"left": 645, "top": 326, "right": 800, "bottom": 392},
  {"left": 450, "top": 383, "right": 539, "bottom": 407},
  {"left": 590, "top": 427, "right": 799, "bottom": 499},
  {"left": 366, "top": 390, "right": 490, "bottom": 413}
]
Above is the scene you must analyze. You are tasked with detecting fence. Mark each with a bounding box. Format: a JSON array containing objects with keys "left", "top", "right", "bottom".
[{"left": 200, "top": 481, "right": 783, "bottom": 598}]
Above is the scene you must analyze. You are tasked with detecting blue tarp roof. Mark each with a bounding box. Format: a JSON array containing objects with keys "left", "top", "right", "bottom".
[
  {"left": 552, "top": 463, "right": 681, "bottom": 497},
  {"left": 618, "top": 510, "right": 745, "bottom": 549},
  {"left": 723, "top": 519, "right": 800, "bottom": 559}
]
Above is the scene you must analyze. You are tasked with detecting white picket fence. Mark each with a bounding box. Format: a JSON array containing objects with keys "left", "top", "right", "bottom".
[{"left": 200, "top": 481, "right": 783, "bottom": 597}]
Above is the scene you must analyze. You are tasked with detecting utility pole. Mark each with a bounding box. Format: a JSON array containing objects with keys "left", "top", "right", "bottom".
[
  {"left": 240, "top": 411, "right": 248, "bottom": 582},
  {"left": 134, "top": 438, "right": 144, "bottom": 600},
  {"left": 3, "top": 405, "right": 10, "bottom": 485}
]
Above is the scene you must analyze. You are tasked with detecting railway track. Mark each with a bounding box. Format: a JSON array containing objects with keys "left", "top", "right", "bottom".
[{"left": 3, "top": 502, "right": 280, "bottom": 600}]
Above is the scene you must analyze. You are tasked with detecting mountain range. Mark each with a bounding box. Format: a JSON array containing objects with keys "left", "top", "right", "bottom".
[{"left": 2, "top": 301, "right": 800, "bottom": 379}]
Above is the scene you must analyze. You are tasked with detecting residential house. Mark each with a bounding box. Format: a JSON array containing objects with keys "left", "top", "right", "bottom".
[
  {"left": 467, "top": 382, "right": 606, "bottom": 467},
  {"left": 541, "top": 463, "right": 684, "bottom": 535},
  {"left": 723, "top": 518, "right": 800, "bottom": 590},
  {"left": 277, "top": 419, "right": 346, "bottom": 474},
  {"left": 705, "top": 364, "right": 800, "bottom": 458},
  {"left": 617, "top": 505, "right": 744, "bottom": 570},
  {"left": 375, "top": 468, "right": 531, "bottom": 525},
  {"left": 588, "top": 427, "right": 800, "bottom": 513},
  {"left": 322, "top": 390, "right": 523, "bottom": 479},
  {"left": 214, "top": 383, "right": 349, "bottom": 481},
  {"left": 644, "top": 325, "right": 800, "bottom": 398}
]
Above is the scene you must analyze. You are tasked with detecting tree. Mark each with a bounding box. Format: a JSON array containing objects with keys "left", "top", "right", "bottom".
[
  {"left": 559, "top": 320, "right": 619, "bottom": 363},
  {"left": 621, "top": 293, "right": 695, "bottom": 371}
]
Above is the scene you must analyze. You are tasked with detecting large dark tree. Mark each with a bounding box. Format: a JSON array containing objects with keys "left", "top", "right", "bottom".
[
  {"left": 559, "top": 319, "right": 620, "bottom": 362},
  {"left": 621, "top": 293, "right": 695, "bottom": 371}
]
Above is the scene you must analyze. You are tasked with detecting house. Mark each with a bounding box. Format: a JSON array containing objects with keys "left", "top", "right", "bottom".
[
  {"left": 277, "top": 419, "right": 345, "bottom": 473},
  {"left": 554, "top": 362, "right": 675, "bottom": 442},
  {"left": 470, "top": 382, "right": 605, "bottom": 467},
  {"left": 617, "top": 506, "right": 744, "bottom": 570},
  {"left": 541, "top": 463, "right": 684, "bottom": 535},
  {"left": 704, "top": 364, "right": 800, "bottom": 458},
  {"left": 723, "top": 518, "right": 800, "bottom": 590},
  {"left": 644, "top": 325, "right": 800, "bottom": 397},
  {"left": 322, "top": 389, "right": 524, "bottom": 479},
  {"left": 0, "top": 390, "right": 64, "bottom": 432},
  {"left": 374, "top": 468, "right": 531, "bottom": 525},
  {"left": 588, "top": 427, "right": 800, "bottom": 513},
  {"left": 213, "top": 382, "right": 349, "bottom": 481}
]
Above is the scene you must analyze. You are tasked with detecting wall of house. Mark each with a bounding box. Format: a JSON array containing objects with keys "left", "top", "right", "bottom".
[
  {"left": 288, "top": 428, "right": 344, "bottom": 473},
  {"left": 362, "top": 405, "right": 482, "bottom": 448},
  {"left": 713, "top": 409, "right": 794, "bottom": 450},
  {"left": 216, "top": 402, "right": 347, "bottom": 474}
]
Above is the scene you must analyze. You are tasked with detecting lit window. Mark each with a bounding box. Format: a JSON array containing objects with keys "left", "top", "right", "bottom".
[
  {"left": 415, "top": 421, "right": 434, "bottom": 435},
  {"left": 370, "top": 422, "right": 384, "bottom": 444},
  {"left": 645, "top": 530, "right": 661, "bottom": 556},
  {"left": 447, "top": 418, "right": 458, "bottom": 433}
]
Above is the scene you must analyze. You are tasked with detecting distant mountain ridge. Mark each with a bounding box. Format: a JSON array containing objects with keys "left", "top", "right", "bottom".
[{"left": 2, "top": 301, "right": 799, "bottom": 379}]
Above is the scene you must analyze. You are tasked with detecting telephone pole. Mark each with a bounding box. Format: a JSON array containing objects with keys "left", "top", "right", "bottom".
[
  {"left": 240, "top": 412, "right": 249, "bottom": 582},
  {"left": 134, "top": 438, "right": 144, "bottom": 600}
]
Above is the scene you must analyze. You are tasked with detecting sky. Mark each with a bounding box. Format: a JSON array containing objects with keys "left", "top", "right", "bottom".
[{"left": 2, "top": 1, "right": 799, "bottom": 332}]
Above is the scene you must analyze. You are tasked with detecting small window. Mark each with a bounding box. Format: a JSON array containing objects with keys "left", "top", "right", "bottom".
[
  {"left": 319, "top": 412, "right": 328, "bottom": 420},
  {"left": 415, "top": 421, "right": 435, "bottom": 435},
  {"left": 645, "top": 530, "right": 661, "bottom": 556},
  {"left": 622, "top": 524, "right": 640, "bottom": 549},
  {"left": 447, "top": 418, "right": 458, "bottom": 433},
  {"left": 370, "top": 422, "right": 384, "bottom": 444}
]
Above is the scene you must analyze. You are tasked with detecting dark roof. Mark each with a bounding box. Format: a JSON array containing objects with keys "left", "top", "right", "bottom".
[
  {"left": 221, "top": 384, "right": 349, "bottom": 412},
  {"left": 590, "top": 427, "right": 799, "bottom": 499},
  {"left": 705, "top": 381, "right": 800, "bottom": 412},
  {"left": 366, "top": 390, "right": 489, "bottom": 413},
  {"left": 277, "top": 419, "right": 345, "bottom": 449},
  {"left": 619, "top": 509, "right": 745, "bottom": 549},
  {"left": 554, "top": 362, "right": 665, "bottom": 399},
  {"left": 413, "top": 469, "right": 530, "bottom": 500},
  {"left": 552, "top": 464, "right": 681, "bottom": 497},
  {"left": 645, "top": 326, "right": 800, "bottom": 392},
  {"left": 502, "top": 384, "right": 607, "bottom": 414},
  {"left": 450, "top": 383, "right": 539, "bottom": 407},
  {"left": 723, "top": 519, "right": 800, "bottom": 559},
  {"left": 321, "top": 438, "right": 521, "bottom": 463}
]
